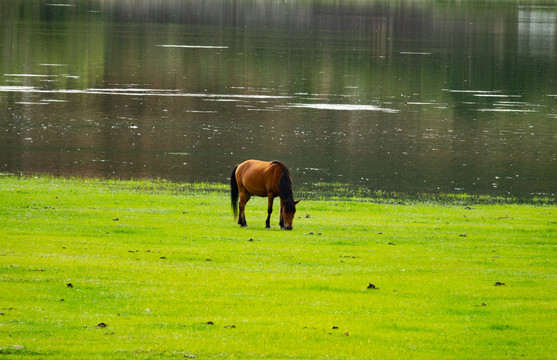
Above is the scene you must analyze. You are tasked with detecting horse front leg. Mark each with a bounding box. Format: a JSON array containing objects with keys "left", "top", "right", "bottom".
[
  {"left": 279, "top": 200, "right": 285, "bottom": 229},
  {"left": 266, "top": 195, "right": 274, "bottom": 229}
]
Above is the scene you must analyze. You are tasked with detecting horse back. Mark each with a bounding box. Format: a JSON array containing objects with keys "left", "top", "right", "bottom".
[{"left": 236, "top": 159, "right": 282, "bottom": 197}]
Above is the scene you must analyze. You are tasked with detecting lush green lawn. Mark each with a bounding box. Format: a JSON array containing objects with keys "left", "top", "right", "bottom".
[{"left": 1, "top": 175, "right": 556, "bottom": 359}]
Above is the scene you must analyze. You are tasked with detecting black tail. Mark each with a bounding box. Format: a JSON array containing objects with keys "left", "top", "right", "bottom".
[{"left": 230, "top": 165, "right": 239, "bottom": 218}]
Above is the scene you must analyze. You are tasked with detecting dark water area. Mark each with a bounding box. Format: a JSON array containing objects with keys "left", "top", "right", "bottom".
[{"left": 1, "top": 0, "right": 556, "bottom": 199}]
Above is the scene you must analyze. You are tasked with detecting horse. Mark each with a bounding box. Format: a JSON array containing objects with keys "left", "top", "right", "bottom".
[{"left": 230, "top": 159, "right": 300, "bottom": 230}]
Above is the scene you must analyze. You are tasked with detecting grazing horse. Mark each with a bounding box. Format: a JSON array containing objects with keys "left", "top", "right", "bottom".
[{"left": 231, "top": 160, "right": 300, "bottom": 230}]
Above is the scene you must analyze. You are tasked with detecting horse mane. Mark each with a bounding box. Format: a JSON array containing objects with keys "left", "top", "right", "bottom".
[{"left": 271, "top": 161, "right": 296, "bottom": 213}]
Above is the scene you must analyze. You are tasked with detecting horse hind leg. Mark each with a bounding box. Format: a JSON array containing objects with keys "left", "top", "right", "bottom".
[{"left": 238, "top": 191, "right": 251, "bottom": 227}]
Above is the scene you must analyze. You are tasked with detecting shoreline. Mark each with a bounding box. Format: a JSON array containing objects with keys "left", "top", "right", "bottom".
[{"left": 2, "top": 172, "right": 555, "bottom": 205}]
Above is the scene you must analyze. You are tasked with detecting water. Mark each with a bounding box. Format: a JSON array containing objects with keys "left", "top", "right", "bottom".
[{"left": 1, "top": 0, "right": 556, "bottom": 199}]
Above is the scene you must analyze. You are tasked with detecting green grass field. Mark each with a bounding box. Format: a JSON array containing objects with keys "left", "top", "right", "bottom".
[{"left": 1, "top": 175, "right": 556, "bottom": 359}]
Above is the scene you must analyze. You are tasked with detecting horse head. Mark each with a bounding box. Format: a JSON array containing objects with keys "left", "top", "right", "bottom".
[{"left": 281, "top": 199, "right": 300, "bottom": 230}]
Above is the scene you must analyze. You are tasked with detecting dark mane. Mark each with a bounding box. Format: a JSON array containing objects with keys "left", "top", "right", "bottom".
[{"left": 271, "top": 161, "right": 296, "bottom": 213}]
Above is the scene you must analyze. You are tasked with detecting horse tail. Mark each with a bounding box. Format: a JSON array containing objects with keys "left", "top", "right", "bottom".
[{"left": 230, "top": 165, "right": 239, "bottom": 218}]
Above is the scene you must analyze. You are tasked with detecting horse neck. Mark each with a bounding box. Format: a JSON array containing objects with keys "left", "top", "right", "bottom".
[
  {"left": 278, "top": 170, "right": 294, "bottom": 203},
  {"left": 271, "top": 161, "right": 294, "bottom": 202}
]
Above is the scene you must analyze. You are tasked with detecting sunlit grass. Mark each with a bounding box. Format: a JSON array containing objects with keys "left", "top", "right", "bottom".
[{"left": 1, "top": 175, "right": 556, "bottom": 359}]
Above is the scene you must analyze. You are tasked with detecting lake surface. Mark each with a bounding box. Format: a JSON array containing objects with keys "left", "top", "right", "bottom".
[{"left": 1, "top": 0, "right": 556, "bottom": 199}]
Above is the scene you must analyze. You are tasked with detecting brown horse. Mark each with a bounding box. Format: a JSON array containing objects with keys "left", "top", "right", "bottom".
[{"left": 231, "top": 160, "right": 300, "bottom": 230}]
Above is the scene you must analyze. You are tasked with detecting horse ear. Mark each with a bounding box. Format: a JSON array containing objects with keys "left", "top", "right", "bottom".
[{"left": 294, "top": 200, "right": 301, "bottom": 205}]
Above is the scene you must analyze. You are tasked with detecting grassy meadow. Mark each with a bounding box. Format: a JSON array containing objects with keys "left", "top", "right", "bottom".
[{"left": 1, "top": 175, "right": 556, "bottom": 359}]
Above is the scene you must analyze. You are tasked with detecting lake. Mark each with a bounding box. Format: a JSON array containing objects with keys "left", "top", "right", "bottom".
[{"left": 1, "top": 0, "right": 556, "bottom": 199}]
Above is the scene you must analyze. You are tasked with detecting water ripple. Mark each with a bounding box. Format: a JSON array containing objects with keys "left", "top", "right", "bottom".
[
  {"left": 157, "top": 44, "right": 228, "bottom": 49},
  {"left": 0, "top": 86, "right": 289, "bottom": 100},
  {"left": 289, "top": 103, "right": 399, "bottom": 113}
]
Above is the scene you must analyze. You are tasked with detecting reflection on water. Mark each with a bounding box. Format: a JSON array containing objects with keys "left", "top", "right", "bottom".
[
  {"left": 1, "top": 0, "right": 556, "bottom": 199},
  {"left": 289, "top": 103, "right": 399, "bottom": 113},
  {"left": 157, "top": 45, "right": 229, "bottom": 49},
  {"left": 519, "top": 7, "right": 556, "bottom": 57}
]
